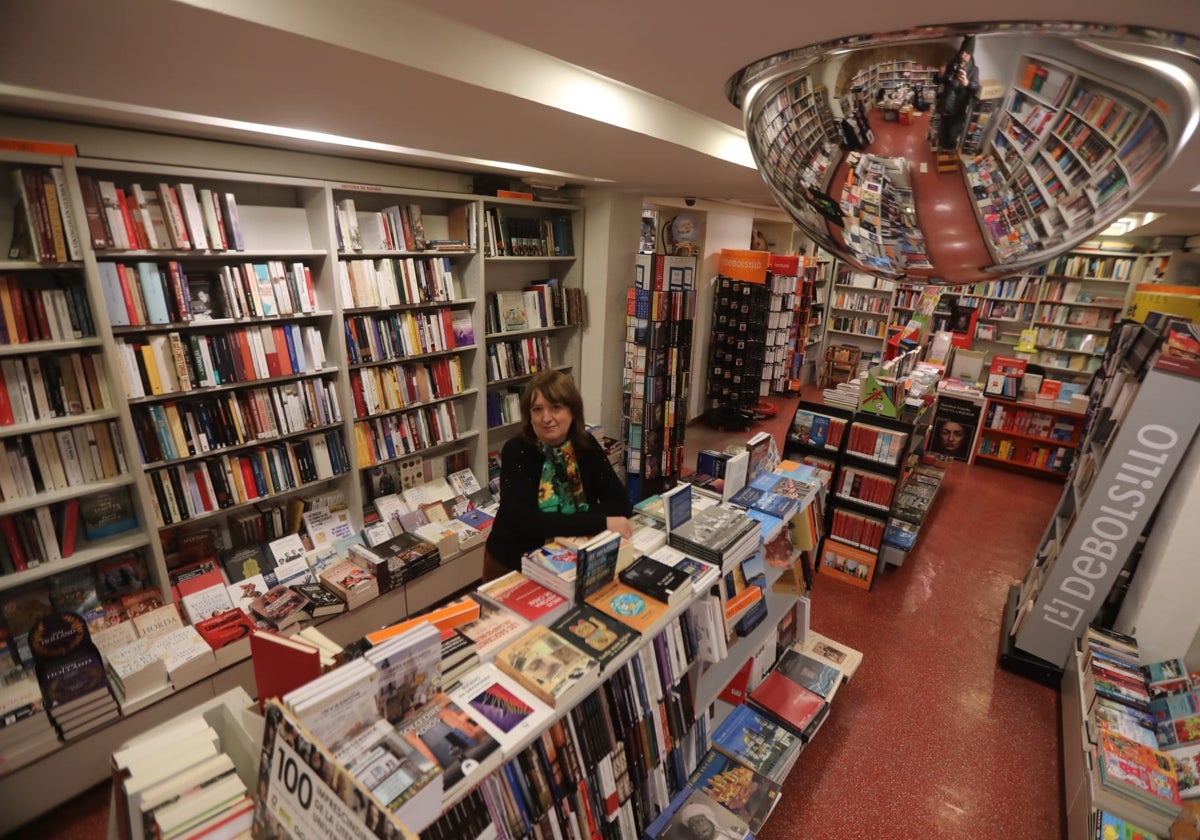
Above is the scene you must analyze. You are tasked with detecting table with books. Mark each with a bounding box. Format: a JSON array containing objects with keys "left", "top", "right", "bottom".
[{"left": 93, "top": 456, "right": 867, "bottom": 840}]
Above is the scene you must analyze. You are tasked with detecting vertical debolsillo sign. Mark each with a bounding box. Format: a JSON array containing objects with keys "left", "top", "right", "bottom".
[{"left": 1014, "top": 362, "right": 1200, "bottom": 667}]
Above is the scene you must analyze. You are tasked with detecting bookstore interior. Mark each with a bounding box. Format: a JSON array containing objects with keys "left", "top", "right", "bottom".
[{"left": 5, "top": 10, "right": 1200, "bottom": 840}]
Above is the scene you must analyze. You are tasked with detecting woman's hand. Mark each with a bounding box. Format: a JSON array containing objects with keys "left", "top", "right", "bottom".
[{"left": 606, "top": 516, "right": 634, "bottom": 539}]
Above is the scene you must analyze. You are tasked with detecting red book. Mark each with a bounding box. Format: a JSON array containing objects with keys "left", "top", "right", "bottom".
[
  {"left": 190, "top": 466, "right": 213, "bottom": 512},
  {"left": 262, "top": 333, "right": 282, "bottom": 379},
  {"left": 249, "top": 629, "right": 321, "bottom": 713},
  {"left": 59, "top": 498, "right": 79, "bottom": 558},
  {"left": 234, "top": 332, "right": 255, "bottom": 382},
  {"left": 30, "top": 289, "right": 51, "bottom": 342},
  {"left": 0, "top": 518, "right": 27, "bottom": 570},
  {"left": 440, "top": 308, "right": 455, "bottom": 349},
  {"left": 747, "top": 671, "right": 827, "bottom": 738},
  {"left": 114, "top": 262, "right": 139, "bottom": 325},
  {"left": 194, "top": 608, "right": 254, "bottom": 652},
  {"left": 8, "top": 283, "right": 29, "bottom": 344},
  {"left": 476, "top": 570, "right": 568, "bottom": 624},
  {"left": 239, "top": 457, "right": 259, "bottom": 500},
  {"left": 272, "top": 326, "right": 292, "bottom": 373},
  {"left": 0, "top": 368, "right": 14, "bottom": 426},
  {"left": 76, "top": 173, "right": 112, "bottom": 249},
  {"left": 718, "top": 658, "right": 755, "bottom": 706},
  {"left": 113, "top": 187, "right": 143, "bottom": 250},
  {"left": 350, "top": 373, "right": 367, "bottom": 418}
]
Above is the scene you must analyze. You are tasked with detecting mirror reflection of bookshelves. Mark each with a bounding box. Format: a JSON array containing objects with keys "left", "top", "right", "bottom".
[{"left": 964, "top": 53, "right": 1169, "bottom": 263}]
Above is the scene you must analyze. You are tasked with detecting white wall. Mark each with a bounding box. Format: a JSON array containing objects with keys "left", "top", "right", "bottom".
[
  {"left": 1114, "top": 434, "right": 1200, "bottom": 667},
  {"left": 580, "top": 189, "right": 644, "bottom": 437}
]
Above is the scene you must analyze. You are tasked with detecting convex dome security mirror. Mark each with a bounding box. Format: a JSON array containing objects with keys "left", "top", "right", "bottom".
[{"left": 728, "top": 23, "right": 1200, "bottom": 285}]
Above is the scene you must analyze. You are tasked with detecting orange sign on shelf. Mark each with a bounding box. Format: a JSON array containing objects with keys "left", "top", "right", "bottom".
[{"left": 0, "top": 137, "right": 77, "bottom": 157}]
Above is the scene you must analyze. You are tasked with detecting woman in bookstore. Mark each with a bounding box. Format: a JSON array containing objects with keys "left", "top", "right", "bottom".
[{"left": 483, "top": 370, "right": 633, "bottom": 581}]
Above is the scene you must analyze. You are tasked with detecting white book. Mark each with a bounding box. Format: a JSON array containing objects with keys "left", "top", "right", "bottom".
[
  {"left": 267, "top": 533, "right": 307, "bottom": 565},
  {"left": 95, "top": 180, "right": 130, "bottom": 249},
  {"left": 175, "top": 183, "right": 209, "bottom": 251},
  {"left": 198, "top": 189, "right": 227, "bottom": 250},
  {"left": 309, "top": 434, "right": 334, "bottom": 479},
  {"left": 136, "top": 753, "right": 236, "bottom": 840},
  {"left": 337, "top": 199, "right": 361, "bottom": 251},
  {"left": 0, "top": 443, "right": 20, "bottom": 500},
  {"left": 33, "top": 505, "right": 61, "bottom": 562},
  {"left": 148, "top": 626, "right": 219, "bottom": 688},
  {"left": 48, "top": 167, "right": 83, "bottom": 261},
  {"left": 54, "top": 429, "right": 85, "bottom": 486},
  {"left": 0, "top": 359, "right": 27, "bottom": 424},
  {"left": 447, "top": 663, "right": 553, "bottom": 753},
  {"left": 25, "top": 357, "right": 51, "bottom": 420},
  {"left": 180, "top": 584, "right": 236, "bottom": 625},
  {"left": 285, "top": 658, "right": 380, "bottom": 749},
  {"left": 32, "top": 432, "right": 66, "bottom": 491},
  {"left": 272, "top": 557, "right": 314, "bottom": 588}
]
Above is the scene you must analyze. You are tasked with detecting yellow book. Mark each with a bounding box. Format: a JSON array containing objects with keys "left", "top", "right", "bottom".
[
  {"left": 139, "top": 343, "right": 164, "bottom": 395},
  {"left": 355, "top": 422, "right": 372, "bottom": 468},
  {"left": 163, "top": 404, "right": 190, "bottom": 459}
]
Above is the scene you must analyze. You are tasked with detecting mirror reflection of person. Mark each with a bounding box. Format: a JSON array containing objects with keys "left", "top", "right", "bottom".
[
  {"left": 936, "top": 35, "right": 981, "bottom": 151},
  {"left": 483, "top": 370, "right": 634, "bottom": 582}
]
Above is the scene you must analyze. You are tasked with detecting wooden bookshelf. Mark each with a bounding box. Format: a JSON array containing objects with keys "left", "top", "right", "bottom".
[{"left": 973, "top": 396, "right": 1083, "bottom": 479}]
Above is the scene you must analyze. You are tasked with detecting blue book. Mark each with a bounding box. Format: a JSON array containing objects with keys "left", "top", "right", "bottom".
[
  {"left": 688, "top": 749, "right": 782, "bottom": 834},
  {"left": 281, "top": 324, "right": 299, "bottom": 372},
  {"left": 710, "top": 703, "right": 802, "bottom": 782},
  {"left": 809, "top": 415, "right": 830, "bottom": 448},
  {"left": 136, "top": 262, "right": 172, "bottom": 324},
  {"left": 96, "top": 262, "right": 131, "bottom": 326}
]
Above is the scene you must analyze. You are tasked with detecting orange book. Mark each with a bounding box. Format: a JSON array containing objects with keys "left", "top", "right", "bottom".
[{"left": 364, "top": 597, "right": 481, "bottom": 647}]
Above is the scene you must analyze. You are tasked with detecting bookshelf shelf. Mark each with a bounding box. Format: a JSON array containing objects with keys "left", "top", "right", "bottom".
[
  {"left": 355, "top": 389, "right": 478, "bottom": 423},
  {"left": 0, "top": 407, "right": 120, "bottom": 440},
  {"left": 95, "top": 249, "right": 327, "bottom": 260},
  {"left": 140, "top": 421, "right": 345, "bottom": 470},
  {"left": 127, "top": 368, "right": 338, "bottom": 405},
  {"left": 342, "top": 249, "right": 476, "bottom": 259},
  {"left": 0, "top": 530, "right": 152, "bottom": 593},
  {"left": 484, "top": 324, "right": 573, "bottom": 340},
  {"left": 153, "top": 473, "right": 344, "bottom": 530},
  {"left": 109, "top": 310, "right": 336, "bottom": 335},
  {"left": 0, "top": 474, "right": 136, "bottom": 518},
  {"left": 348, "top": 347, "right": 474, "bottom": 371},
  {"left": 357, "top": 429, "right": 480, "bottom": 469},
  {"left": 973, "top": 451, "right": 1071, "bottom": 476},
  {"left": 0, "top": 337, "right": 102, "bottom": 356},
  {"left": 343, "top": 299, "right": 476, "bottom": 315}
]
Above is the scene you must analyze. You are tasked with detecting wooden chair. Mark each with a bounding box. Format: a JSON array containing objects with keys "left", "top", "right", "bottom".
[{"left": 819, "top": 344, "right": 862, "bottom": 389}]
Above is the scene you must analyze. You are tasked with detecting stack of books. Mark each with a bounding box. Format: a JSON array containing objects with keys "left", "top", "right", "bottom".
[
  {"left": 0, "top": 662, "right": 57, "bottom": 773},
  {"left": 668, "top": 506, "right": 761, "bottom": 572},
  {"left": 29, "top": 612, "right": 119, "bottom": 739}
]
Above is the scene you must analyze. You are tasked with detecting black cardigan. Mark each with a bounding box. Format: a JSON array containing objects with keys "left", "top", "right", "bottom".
[{"left": 485, "top": 433, "right": 633, "bottom": 572}]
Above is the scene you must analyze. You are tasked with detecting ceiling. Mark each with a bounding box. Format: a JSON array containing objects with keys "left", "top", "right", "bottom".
[{"left": 2, "top": 0, "right": 1200, "bottom": 234}]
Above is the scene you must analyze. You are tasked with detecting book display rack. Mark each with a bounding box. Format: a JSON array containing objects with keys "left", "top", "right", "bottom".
[
  {"left": 1001, "top": 318, "right": 1200, "bottom": 684},
  {"left": 878, "top": 463, "right": 945, "bottom": 567},
  {"left": 0, "top": 123, "right": 592, "bottom": 830},
  {"left": 1034, "top": 251, "right": 1136, "bottom": 381},
  {"left": 754, "top": 73, "right": 842, "bottom": 196},
  {"left": 705, "top": 275, "right": 770, "bottom": 414},
  {"left": 797, "top": 255, "right": 832, "bottom": 385},
  {"left": 972, "top": 396, "right": 1083, "bottom": 478},
  {"left": 764, "top": 256, "right": 801, "bottom": 395},
  {"left": 624, "top": 254, "right": 697, "bottom": 501}
]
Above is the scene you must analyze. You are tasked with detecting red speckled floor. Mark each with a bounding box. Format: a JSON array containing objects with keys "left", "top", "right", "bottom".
[{"left": 688, "top": 392, "right": 1065, "bottom": 838}]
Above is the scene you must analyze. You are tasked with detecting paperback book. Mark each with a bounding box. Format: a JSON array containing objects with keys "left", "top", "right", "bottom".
[
  {"left": 687, "top": 748, "right": 783, "bottom": 834},
  {"left": 494, "top": 625, "right": 599, "bottom": 708},
  {"left": 396, "top": 692, "right": 501, "bottom": 802},
  {"left": 549, "top": 602, "right": 639, "bottom": 672},
  {"left": 446, "top": 662, "right": 553, "bottom": 753}
]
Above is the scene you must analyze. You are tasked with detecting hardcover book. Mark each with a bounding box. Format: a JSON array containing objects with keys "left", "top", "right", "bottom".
[
  {"left": 446, "top": 662, "right": 553, "bottom": 753},
  {"left": 687, "top": 748, "right": 783, "bottom": 834},
  {"left": 773, "top": 648, "right": 843, "bottom": 702},
  {"left": 573, "top": 530, "right": 622, "bottom": 603},
  {"left": 363, "top": 620, "right": 442, "bottom": 725},
  {"left": 457, "top": 594, "right": 531, "bottom": 662},
  {"left": 549, "top": 602, "right": 638, "bottom": 671},
  {"left": 193, "top": 608, "right": 255, "bottom": 652},
  {"left": 249, "top": 585, "right": 311, "bottom": 629},
  {"left": 397, "top": 692, "right": 501, "bottom": 801},
  {"left": 747, "top": 671, "right": 827, "bottom": 741},
  {"left": 710, "top": 696, "right": 806, "bottom": 782},
  {"left": 249, "top": 629, "right": 321, "bottom": 713},
  {"left": 656, "top": 788, "right": 750, "bottom": 840},
  {"left": 800, "top": 631, "right": 863, "bottom": 682},
  {"left": 494, "top": 625, "right": 599, "bottom": 708},
  {"left": 618, "top": 554, "right": 693, "bottom": 607},
  {"left": 584, "top": 578, "right": 670, "bottom": 635},
  {"left": 78, "top": 488, "right": 138, "bottom": 540},
  {"left": 476, "top": 570, "right": 570, "bottom": 625},
  {"left": 292, "top": 582, "right": 345, "bottom": 618},
  {"left": 219, "top": 544, "right": 275, "bottom": 584},
  {"left": 36, "top": 648, "right": 111, "bottom": 715}
]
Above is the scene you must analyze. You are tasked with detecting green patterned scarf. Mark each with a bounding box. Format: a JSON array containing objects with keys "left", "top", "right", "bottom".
[{"left": 538, "top": 440, "right": 589, "bottom": 514}]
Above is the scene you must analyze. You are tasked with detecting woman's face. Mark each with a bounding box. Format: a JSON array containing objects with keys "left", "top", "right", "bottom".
[
  {"left": 940, "top": 422, "right": 966, "bottom": 451},
  {"left": 530, "top": 390, "right": 572, "bottom": 447}
]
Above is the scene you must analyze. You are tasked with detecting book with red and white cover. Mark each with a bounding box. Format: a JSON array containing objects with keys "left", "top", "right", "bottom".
[{"left": 475, "top": 570, "right": 570, "bottom": 625}]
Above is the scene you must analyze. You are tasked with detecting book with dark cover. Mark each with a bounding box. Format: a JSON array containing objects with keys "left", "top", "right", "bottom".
[
  {"left": 36, "top": 648, "right": 111, "bottom": 716},
  {"left": 710, "top": 696, "right": 806, "bottom": 782},
  {"left": 549, "top": 602, "right": 638, "bottom": 671},
  {"left": 618, "top": 554, "right": 692, "bottom": 607},
  {"left": 574, "top": 530, "right": 622, "bottom": 604},
  {"left": 773, "top": 648, "right": 842, "bottom": 701},
  {"left": 747, "top": 671, "right": 827, "bottom": 741},
  {"left": 688, "top": 748, "right": 783, "bottom": 834},
  {"left": 27, "top": 612, "right": 93, "bottom": 664},
  {"left": 219, "top": 544, "right": 275, "bottom": 584},
  {"left": 440, "top": 628, "right": 476, "bottom": 669},
  {"left": 292, "top": 582, "right": 345, "bottom": 618},
  {"left": 78, "top": 488, "right": 138, "bottom": 540}
]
